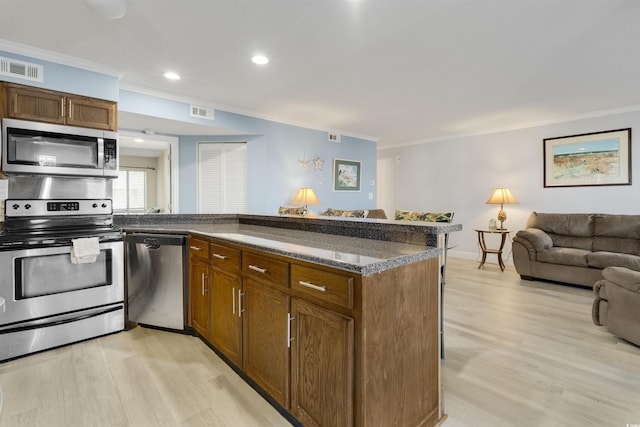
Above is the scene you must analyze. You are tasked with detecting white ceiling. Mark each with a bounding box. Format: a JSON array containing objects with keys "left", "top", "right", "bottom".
[{"left": 1, "top": 0, "right": 640, "bottom": 148}]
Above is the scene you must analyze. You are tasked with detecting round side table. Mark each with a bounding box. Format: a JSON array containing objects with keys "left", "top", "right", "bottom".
[{"left": 475, "top": 229, "right": 510, "bottom": 271}]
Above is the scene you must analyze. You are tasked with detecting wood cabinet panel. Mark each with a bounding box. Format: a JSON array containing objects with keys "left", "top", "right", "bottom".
[
  {"left": 189, "top": 238, "right": 209, "bottom": 259},
  {"left": 291, "top": 264, "right": 354, "bottom": 310},
  {"left": 67, "top": 96, "right": 117, "bottom": 131},
  {"left": 242, "top": 251, "right": 289, "bottom": 287},
  {"left": 210, "top": 269, "right": 242, "bottom": 367},
  {"left": 291, "top": 298, "right": 354, "bottom": 427},
  {"left": 3, "top": 83, "right": 65, "bottom": 124},
  {"left": 209, "top": 242, "right": 241, "bottom": 273},
  {"left": 1, "top": 82, "right": 117, "bottom": 131},
  {"left": 243, "top": 279, "right": 290, "bottom": 408},
  {"left": 189, "top": 257, "right": 209, "bottom": 339}
]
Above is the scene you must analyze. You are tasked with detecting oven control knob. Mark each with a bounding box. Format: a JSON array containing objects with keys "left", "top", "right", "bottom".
[
  {"left": 101, "top": 203, "right": 107, "bottom": 208},
  {"left": 12, "top": 203, "right": 19, "bottom": 210},
  {"left": 25, "top": 204, "right": 31, "bottom": 210},
  {"left": 93, "top": 203, "right": 98, "bottom": 208}
]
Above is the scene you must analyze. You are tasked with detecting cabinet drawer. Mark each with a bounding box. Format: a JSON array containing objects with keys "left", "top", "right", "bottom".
[
  {"left": 209, "top": 242, "right": 241, "bottom": 272},
  {"left": 291, "top": 265, "right": 354, "bottom": 309},
  {"left": 188, "top": 238, "right": 209, "bottom": 259},
  {"left": 242, "top": 252, "right": 289, "bottom": 287}
]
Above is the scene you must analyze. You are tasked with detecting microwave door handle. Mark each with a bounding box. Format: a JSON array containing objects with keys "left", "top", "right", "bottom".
[{"left": 97, "top": 137, "right": 105, "bottom": 170}]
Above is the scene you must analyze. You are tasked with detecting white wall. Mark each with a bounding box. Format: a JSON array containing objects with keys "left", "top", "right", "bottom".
[{"left": 378, "top": 109, "right": 640, "bottom": 265}]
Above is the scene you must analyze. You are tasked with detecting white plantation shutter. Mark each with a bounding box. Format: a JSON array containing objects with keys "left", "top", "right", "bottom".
[
  {"left": 198, "top": 143, "right": 247, "bottom": 213},
  {"left": 128, "top": 171, "right": 146, "bottom": 210},
  {"left": 113, "top": 170, "right": 147, "bottom": 212}
]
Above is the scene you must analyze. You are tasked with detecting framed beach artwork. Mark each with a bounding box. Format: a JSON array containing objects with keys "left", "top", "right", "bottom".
[
  {"left": 543, "top": 128, "right": 631, "bottom": 188},
  {"left": 333, "top": 158, "right": 361, "bottom": 191}
]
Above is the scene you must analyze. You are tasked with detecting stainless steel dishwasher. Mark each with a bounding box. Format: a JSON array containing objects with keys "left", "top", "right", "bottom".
[{"left": 126, "top": 233, "right": 187, "bottom": 331}]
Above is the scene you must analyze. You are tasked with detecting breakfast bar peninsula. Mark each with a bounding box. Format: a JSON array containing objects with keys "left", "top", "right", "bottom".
[{"left": 116, "top": 213, "right": 461, "bottom": 427}]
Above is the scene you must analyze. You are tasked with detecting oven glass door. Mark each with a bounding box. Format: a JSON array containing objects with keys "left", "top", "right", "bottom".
[
  {"left": 17, "top": 251, "right": 112, "bottom": 299},
  {"left": 0, "top": 241, "right": 124, "bottom": 325}
]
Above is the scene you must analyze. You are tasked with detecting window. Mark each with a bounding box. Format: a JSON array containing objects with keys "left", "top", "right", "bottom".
[
  {"left": 114, "top": 170, "right": 147, "bottom": 212},
  {"left": 198, "top": 142, "right": 247, "bottom": 213}
]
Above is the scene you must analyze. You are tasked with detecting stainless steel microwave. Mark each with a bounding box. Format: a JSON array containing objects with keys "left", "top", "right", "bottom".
[{"left": 1, "top": 118, "right": 118, "bottom": 178}]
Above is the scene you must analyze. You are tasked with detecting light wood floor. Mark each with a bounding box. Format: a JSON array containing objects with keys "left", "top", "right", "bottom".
[{"left": 1, "top": 258, "right": 639, "bottom": 426}]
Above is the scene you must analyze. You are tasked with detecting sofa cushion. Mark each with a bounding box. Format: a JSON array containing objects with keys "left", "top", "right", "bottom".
[
  {"left": 526, "top": 212, "right": 594, "bottom": 237},
  {"left": 593, "top": 214, "right": 640, "bottom": 239},
  {"left": 547, "top": 234, "right": 593, "bottom": 251},
  {"left": 321, "top": 208, "right": 368, "bottom": 218},
  {"left": 587, "top": 252, "right": 640, "bottom": 272},
  {"left": 537, "top": 247, "right": 590, "bottom": 267},
  {"left": 592, "top": 236, "right": 640, "bottom": 256},
  {"left": 278, "top": 205, "right": 307, "bottom": 216},
  {"left": 395, "top": 210, "right": 453, "bottom": 222}
]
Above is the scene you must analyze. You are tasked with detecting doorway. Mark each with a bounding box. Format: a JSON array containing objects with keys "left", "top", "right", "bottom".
[{"left": 118, "top": 131, "right": 179, "bottom": 213}]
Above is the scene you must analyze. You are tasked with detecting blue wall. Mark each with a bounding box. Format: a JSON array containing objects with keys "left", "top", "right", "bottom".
[
  {"left": 1, "top": 50, "right": 378, "bottom": 215},
  {"left": 120, "top": 91, "right": 378, "bottom": 214},
  {"left": 0, "top": 50, "right": 119, "bottom": 100}
]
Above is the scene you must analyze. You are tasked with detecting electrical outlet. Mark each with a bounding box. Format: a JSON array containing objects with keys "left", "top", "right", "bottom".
[{"left": 368, "top": 192, "right": 373, "bottom": 200}]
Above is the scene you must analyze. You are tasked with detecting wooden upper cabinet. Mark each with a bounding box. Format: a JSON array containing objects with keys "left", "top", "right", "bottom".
[
  {"left": 67, "top": 96, "right": 117, "bottom": 131},
  {"left": 2, "top": 83, "right": 66, "bottom": 124},
  {"left": 1, "top": 82, "right": 117, "bottom": 131}
]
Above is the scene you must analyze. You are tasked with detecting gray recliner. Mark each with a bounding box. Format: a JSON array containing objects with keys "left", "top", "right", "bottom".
[{"left": 593, "top": 266, "right": 640, "bottom": 346}]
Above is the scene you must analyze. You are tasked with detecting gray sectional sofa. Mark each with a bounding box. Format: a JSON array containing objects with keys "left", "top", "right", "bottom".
[{"left": 513, "top": 212, "right": 640, "bottom": 288}]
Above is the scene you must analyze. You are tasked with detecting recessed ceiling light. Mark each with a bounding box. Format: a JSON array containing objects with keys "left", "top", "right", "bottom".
[
  {"left": 133, "top": 138, "right": 144, "bottom": 143},
  {"left": 252, "top": 55, "right": 269, "bottom": 65},
  {"left": 164, "top": 72, "right": 181, "bottom": 80}
]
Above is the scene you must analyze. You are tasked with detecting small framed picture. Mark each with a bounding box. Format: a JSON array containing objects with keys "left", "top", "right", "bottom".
[
  {"left": 543, "top": 128, "right": 631, "bottom": 187},
  {"left": 333, "top": 158, "right": 361, "bottom": 191}
]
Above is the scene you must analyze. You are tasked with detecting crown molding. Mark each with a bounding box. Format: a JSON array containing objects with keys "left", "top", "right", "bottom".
[
  {"left": 119, "top": 82, "right": 379, "bottom": 143},
  {"left": 379, "top": 104, "right": 640, "bottom": 150},
  {"left": 0, "top": 39, "right": 123, "bottom": 78}
]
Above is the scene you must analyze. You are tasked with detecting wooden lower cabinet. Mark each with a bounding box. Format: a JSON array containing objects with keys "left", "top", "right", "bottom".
[
  {"left": 290, "top": 298, "right": 354, "bottom": 427},
  {"left": 210, "top": 269, "right": 242, "bottom": 367},
  {"left": 243, "top": 278, "right": 291, "bottom": 408},
  {"left": 188, "top": 235, "right": 442, "bottom": 427},
  {"left": 189, "top": 257, "right": 210, "bottom": 339}
]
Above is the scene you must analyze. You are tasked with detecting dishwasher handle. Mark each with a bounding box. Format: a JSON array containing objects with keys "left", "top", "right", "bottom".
[{"left": 126, "top": 234, "right": 186, "bottom": 246}]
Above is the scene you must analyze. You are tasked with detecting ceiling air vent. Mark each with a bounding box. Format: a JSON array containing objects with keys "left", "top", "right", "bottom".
[
  {"left": 190, "top": 105, "right": 215, "bottom": 120},
  {"left": 328, "top": 133, "right": 341, "bottom": 143},
  {"left": 0, "top": 56, "right": 43, "bottom": 82}
]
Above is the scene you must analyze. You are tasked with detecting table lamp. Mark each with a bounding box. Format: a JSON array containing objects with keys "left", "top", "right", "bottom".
[
  {"left": 294, "top": 187, "right": 320, "bottom": 215},
  {"left": 486, "top": 187, "right": 519, "bottom": 229}
]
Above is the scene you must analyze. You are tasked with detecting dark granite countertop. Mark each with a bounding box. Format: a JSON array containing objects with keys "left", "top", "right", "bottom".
[{"left": 115, "top": 214, "right": 460, "bottom": 275}]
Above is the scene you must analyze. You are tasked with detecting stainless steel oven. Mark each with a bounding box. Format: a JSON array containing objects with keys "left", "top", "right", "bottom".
[{"left": 0, "top": 198, "right": 124, "bottom": 362}]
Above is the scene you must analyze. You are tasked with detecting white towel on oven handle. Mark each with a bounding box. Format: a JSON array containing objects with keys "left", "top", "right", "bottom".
[{"left": 71, "top": 237, "right": 100, "bottom": 264}]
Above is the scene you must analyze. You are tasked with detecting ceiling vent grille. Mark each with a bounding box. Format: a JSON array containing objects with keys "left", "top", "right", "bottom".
[
  {"left": 0, "top": 56, "right": 43, "bottom": 82},
  {"left": 190, "top": 105, "right": 215, "bottom": 120},
  {"left": 328, "top": 133, "right": 341, "bottom": 143}
]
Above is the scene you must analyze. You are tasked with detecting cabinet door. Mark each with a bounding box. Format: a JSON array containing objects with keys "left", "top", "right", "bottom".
[
  {"left": 291, "top": 298, "right": 354, "bottom": 427},
  {"left": 210, "top": 269, "right": 242, "bottom": 367},
  {"left": 4, "top": 84, "right": 66, "bottom": 124},
  {"left": 67, "top": 96, "right": 117, "bottom": 131},
  {"left": 243, "top": 279, "right": 290, "bottom": 408},
  {"left": 189, "top": 257, "right": 210, "bottom": 339}
]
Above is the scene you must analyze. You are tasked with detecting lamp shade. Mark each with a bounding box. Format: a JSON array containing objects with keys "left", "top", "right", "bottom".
[
  {"left": 294, "top": 187, "right": 320, "bottom": 205},
  {"left": 486, "top": 188, "right": 519, "bottom": 205}
]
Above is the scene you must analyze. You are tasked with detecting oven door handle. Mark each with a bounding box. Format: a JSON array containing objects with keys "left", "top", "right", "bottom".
[{"left": 0, "top": 304, "right": 123, "bottom": 335}]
